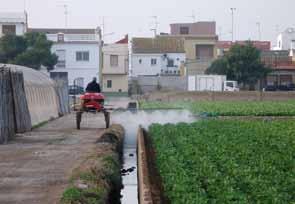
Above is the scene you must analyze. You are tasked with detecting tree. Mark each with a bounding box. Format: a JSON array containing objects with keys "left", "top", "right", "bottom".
[
  {"left": 206, "top": 42, "right": 271, "bottom": 90},
  {"left": 0, "top": 32, "right": 57, "bottom": 71}
]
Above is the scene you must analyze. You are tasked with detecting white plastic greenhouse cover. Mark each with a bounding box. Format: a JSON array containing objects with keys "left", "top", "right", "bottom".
[{"left": 0, "top": 64, "right": 55, "bottom": 86}]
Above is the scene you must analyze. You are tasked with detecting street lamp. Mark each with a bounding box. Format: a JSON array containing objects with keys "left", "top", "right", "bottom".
[{"left": 230, "top": 8, "right": 236, "bottom": 42}]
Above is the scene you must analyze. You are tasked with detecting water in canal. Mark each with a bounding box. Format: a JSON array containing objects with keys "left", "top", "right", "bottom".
[{"left": 112, "top": 109, "right": 196, "bottom": 204}]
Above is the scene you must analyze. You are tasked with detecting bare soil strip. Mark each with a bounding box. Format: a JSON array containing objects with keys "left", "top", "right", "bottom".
[{"left": 0, "top": 113, "right": 106, "bottom": 204}]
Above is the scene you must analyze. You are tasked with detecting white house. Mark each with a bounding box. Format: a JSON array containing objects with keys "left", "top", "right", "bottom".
[
  {"left": 131, "top": 36, "right": 185, "bottom": 76},
  {"left": 0, "top": 12, "right": 27, "bottom": 37},
  {"left": 29, "top": 28, "right": 102, "bottom": 88},
  {"left": 102, "top": 36, "right": 129, "bottom": 95},
  {"left": 274, "top": 27, "right": 295, "bottom": 51}
]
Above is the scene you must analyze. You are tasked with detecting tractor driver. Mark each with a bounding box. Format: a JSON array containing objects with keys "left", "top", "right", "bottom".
[{"left": 86, "top": 77, "right": 101, "bottom": 93}]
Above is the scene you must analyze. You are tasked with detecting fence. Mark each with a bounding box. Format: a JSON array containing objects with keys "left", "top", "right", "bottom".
[
  {"left": 0, "top": 66, "right": 32, "bottom": 144},
  {"left": 129, "top": 76, "right": 187, "bottom": 95},
  {"left": 50, "top": 72, "right": 70, "bottom": 116},
  {"left": 0, "top": 65, "right": 70, "bottom": 144}
]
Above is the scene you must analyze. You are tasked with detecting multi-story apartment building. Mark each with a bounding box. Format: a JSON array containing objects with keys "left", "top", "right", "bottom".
[
  {"left": 0, "top": 12, "right": 27, "bottom": 37},
  {"left": 29, "top": 28, "right": 102, "bottom": 88},
  {"left": 102, "top": 36, "right": 129, "bottom": 95}
]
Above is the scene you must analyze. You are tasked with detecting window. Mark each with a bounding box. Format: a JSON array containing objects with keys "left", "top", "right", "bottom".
[
  {"left": 76, "top": 51, "right": 89, "bottom": 61},
  {"left": 180, "top": 26, "right": 189, "bottom": 35},
  {"left": 56, "top": 50, "right": 66, "bottom": 68},
  {"left": 167, "top": 59, "right": 174, "bottom": 67},
  {"left": 195, "top": 45, "right": 214, "bottom": 59},
  {"left": 2, "top": 25, "right": 16, "bottom": 35},
  {"left": 151, "top": 58, "right": 157, "bottom": 66},
  {"left": 110, "top": 55, "right": 119, "bottom": 67},
  {"left": 107, "top": 80, "right": 112, "bottom": 88},
  {"left": 226, "top": 82, "right": 234, "bottom": 88},
  {"left": 57, "top": 33, "right": 64, "bottom": 42}
]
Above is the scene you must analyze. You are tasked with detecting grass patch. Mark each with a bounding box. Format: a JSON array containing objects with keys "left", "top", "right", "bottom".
[{"left": 61, "top": 154, "right": 121, "bottom": 204}]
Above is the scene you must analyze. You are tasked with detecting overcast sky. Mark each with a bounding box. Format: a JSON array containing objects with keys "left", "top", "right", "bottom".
[{"left": 1, "top": 0, "right": 294, "bottom": 45}]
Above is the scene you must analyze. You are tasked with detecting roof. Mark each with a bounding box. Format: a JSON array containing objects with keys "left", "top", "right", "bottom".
[
  {"left": 132, "top": 36, "right": 185, "bottom": 54},
  {"left": 217, "top": 41, "right": 271, "bottom": 51},
  {"left": 0, "top": 12, "right": 27, "bottom": 23},
  {"left": 116, "top": 35, "right": 128, "bottom": 44},
  {"left": 28, "top": 28, "right": 97, "bottom": 34},
  {"left": 0, "top": 64, "right": 55, "bottom": 86}
]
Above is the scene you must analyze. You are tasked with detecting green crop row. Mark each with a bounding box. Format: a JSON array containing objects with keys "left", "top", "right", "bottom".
[
  {"left": 149, "top": 120, "right": 295, "bottom": 203},
  {"left": 140, "top": 100, "right": 295, "bottom": 116}
]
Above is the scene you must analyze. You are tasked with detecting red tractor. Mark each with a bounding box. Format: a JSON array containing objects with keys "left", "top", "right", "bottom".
[{"left": 76, "top": 92, "right": 110, "bottom": 129}]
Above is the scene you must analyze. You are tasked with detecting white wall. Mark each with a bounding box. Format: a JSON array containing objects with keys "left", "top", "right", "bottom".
[
  {"left": 51, "top": 43, "right": 100, "bottom": 87},
  {"left": 276, "top": 28, "right": 295, "bottom": 50},
  {"left": 131, "top": 53, "right": 185, "bottom": 76},
  {"left": 103, "top": 43, "right": 128, "bottom": 74}
]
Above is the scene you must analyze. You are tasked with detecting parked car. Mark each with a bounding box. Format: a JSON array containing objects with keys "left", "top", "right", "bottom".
[
  {"left": 263, "top": 85, "right": 277, "bottom": 92},
  {"left": 69, "top": 85, "right": 84, "bottom": 95},
  {"left": 263, "top": 84, "right": 295, "bottom": 92}
]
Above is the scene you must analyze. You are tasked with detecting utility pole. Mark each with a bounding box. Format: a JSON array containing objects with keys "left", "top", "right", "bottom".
[
  {"left": 187, "top": 10, "right": 196, "bottom": 23},
  {"left": 256, "top": 22, "right": 261, "bottom": 41},
  {"left": 230, "top": 8, "right": 236, "bottom": 42}
]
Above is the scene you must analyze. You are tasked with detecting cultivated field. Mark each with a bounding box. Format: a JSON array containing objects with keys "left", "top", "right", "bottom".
[{"left": 149, "top": 120, "right": 295, "bottom": 203}]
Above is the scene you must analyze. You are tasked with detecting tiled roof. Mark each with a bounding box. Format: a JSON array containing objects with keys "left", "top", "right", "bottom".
[
  {"left": 217, "top": 41, "right": 271, "bottom": 51},
  {"left": 132, "top": 36, "right": 185, "bottom": 54},
  {"left": 28, "top": 28, "right": 97, "bottom": 34},
  {"left": 116, "top": 35, "right": 128, "bottom": 44}
]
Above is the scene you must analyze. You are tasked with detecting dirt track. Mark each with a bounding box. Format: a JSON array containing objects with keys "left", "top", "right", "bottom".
[{"left": 0, "top": 113, "right": 107, "bottom": 204}]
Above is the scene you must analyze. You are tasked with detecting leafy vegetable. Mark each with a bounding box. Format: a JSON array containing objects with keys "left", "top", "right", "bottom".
[
  {"left": 149, "top": 120, "right": 295, "bottom": 203},
  {"left": 140, "top": 100, "right": 295, "bottom": 116}
]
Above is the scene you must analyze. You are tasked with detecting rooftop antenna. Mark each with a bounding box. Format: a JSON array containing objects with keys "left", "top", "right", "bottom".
[
  {"left": 57, "top": 1, "right": 69, "bottom": 29},
  {"left": 100, "top": 16, "right": 115, "bottom": 41},
  {"left": 150, "top": 16, "right": 159, "bottom": 36},
  {"left": 187, "top": 10, "right": 196, "bottom": 23},
  {"left": 256, "top": 22, "right": 261, "bottom": 41},
  {"left": 275, "top": 24, "right": 280, "bottom": 34}
]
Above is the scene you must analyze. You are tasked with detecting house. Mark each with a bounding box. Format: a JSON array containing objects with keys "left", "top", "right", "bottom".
[
  {"left": 102, "top": 35, "right": 129, "bottom": 96},
  {"left": 261, "top": 50, "right": 295, "bottom": 86},
  {"left": 29, "top": 28, "right": 102, "bottom": 88},
  {"left": 131, "top": 36, "right": 185, "bottom": 76},
  {"left": 0, "top": 12, "right": 28, "bottom": 37},
  {"left": 169, "top": 21, "right": 218, "bottom": 75},
  {"left": 274, "top": 27, "right": 295, "bottom": 50}
]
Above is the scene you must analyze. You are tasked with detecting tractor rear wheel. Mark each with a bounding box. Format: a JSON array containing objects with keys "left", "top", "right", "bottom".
[{"left": 76, "top": 111, "right": 82, "bottom": 129}]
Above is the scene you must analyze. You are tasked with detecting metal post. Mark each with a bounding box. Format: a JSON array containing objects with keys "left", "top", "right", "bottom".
[
  {"left": 230, "top": 8, "right": 236, "bottom": 42},
  {"left": 256, "top": 22, "right": 261, "bottom": 41}
]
